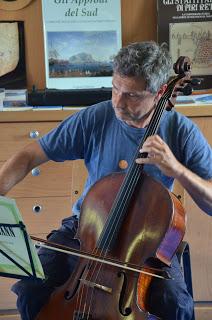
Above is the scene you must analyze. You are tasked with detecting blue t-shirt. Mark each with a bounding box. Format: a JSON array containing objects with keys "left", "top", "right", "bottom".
[{"left": 39, "top": 100, "right": 212, "bottom": 217}]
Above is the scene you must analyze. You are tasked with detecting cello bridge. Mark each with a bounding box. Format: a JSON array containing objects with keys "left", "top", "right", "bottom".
[{"left": 79, "top": 278, "right": 112, "bottom": 294}]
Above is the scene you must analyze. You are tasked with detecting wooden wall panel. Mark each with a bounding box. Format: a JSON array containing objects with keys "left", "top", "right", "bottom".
[
  {"left": 0, "top": 0, "right": 157, "bottom": 89},
  {"left": 121, "top": 0, "right": 157, "bottom": 44}
]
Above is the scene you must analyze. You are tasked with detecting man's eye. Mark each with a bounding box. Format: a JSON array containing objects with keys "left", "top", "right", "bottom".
[{"left": 128, "top": 93, "right": 139, "bottom": 98}]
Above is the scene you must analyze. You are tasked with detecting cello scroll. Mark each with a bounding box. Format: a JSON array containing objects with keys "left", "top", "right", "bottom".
[{"left": 165, "top": 56, "right": 201, "bottom": 110}]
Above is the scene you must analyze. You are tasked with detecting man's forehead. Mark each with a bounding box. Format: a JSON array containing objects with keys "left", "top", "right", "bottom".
[{"left": 112, "top": 73, "right": 147, "bottom": 91}]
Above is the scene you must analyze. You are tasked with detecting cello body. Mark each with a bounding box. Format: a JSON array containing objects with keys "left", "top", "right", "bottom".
[{"left": 36, "top": 172, "right": 186, "bottom": 320}]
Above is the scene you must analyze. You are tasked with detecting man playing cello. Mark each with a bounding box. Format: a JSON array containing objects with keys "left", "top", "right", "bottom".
[{"left": 0, "top": 41, "right": 212, "bottom": 320}]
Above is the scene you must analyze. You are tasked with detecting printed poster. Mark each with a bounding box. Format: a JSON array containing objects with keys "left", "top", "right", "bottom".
[
  {"left": 170, "top": 21, "right": 212, "bottom": 76},
  {"left": 42, "top": 0, "right": 122, "bottom": 90},
  {"left": 157, "top": 0, "right": 212, "bottom": 89}
]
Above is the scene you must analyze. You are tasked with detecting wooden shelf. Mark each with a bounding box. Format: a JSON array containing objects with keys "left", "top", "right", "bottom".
[
  {"left": 176, "top": 105, "right": 212, "bottom": 117},
  {"left": 0, "top": 110, "right": 78, "bottom": 122},
  {"left": 0, "top": 104, "right": 212, "bottom": 123}
]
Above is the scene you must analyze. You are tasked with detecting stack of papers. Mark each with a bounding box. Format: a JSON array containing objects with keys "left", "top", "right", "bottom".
[
  {"left": 176, "top": 93, "right": 212, "bottom": 106},
  {"left": 2, "top": 89, "right": 32, "bottom": 111},
  {"left": 0, "top": 89, "right": 5, "bottom": 111}
]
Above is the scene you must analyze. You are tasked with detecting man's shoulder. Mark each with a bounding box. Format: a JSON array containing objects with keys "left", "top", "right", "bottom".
[
  {"left": 65, "top": 100, "right": 113, "bottom": 124},
  {"left": 164, "top": 109, "right": 197, "bottom": 131},
  {"left": 81, "top": 99, "right": 113, "bottom": 116},
  {"left": 159, "top": 109, "right": 202, "bottom": 147}
]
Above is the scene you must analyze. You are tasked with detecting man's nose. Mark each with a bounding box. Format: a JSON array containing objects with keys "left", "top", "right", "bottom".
[{"left": 113, "top": 92, "right": 126, "bottom": 108}]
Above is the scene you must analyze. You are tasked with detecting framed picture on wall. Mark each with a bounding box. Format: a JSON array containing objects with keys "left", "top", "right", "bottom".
[{"left": 0, "top": 21, "right": 26, "bottom": 89}]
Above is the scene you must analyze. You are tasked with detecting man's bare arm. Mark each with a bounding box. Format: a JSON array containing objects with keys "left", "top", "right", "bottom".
[{"left": 0, "top": 141, "right": 49, "bottom": 195}]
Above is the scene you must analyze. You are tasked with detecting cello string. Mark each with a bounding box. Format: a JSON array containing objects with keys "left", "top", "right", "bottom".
[
  {"left": 91, "top": 86, "right": 175, "bottom": 262},
  {"left": 96, "top": 81, "right": 175, "bottom": 249},
  {"left": 95, "top": 88, "right": 171, "bottom": 246},
  {"left": 80, "top": 85, "right": 175, "bottom": 318},
  {"left": 80, "top": 93, "right": 172, "bottom": 318},
  {"left": 76, "top": 80, "right": 178, "bottom": 317},
  {"left": 84, "top": 75, "right": 185, "bottom": 317},
  {"left": 83, "top": 103, "right": 176, "bottom": 320},
  {"left": 82, "top": 87, "right": 175, "bottom": 318},
  {"left": 96, "top": 86, "right": 174, "bottom": 244}
]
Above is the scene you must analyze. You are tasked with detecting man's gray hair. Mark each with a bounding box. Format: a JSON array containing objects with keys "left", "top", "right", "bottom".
[{"left": 113, "top": 41, "right": 173, "bottom": 93}]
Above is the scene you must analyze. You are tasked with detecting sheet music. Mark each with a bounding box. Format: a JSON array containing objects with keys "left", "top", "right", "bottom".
[{"left": 0, "top": 196, "right": 45, "bottom": 279}]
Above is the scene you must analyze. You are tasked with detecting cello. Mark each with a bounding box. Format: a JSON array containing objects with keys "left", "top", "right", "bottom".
[{"left": 33, "top": 56, "right": 196, "bottom": 320}]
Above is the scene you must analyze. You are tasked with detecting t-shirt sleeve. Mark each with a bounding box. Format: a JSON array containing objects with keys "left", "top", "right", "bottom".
[
  {"left": 182, "top": 123, "right": 212, "bottom": 180},
  {"left": 38, "top": 111, "right": 85, "bottom": 162}
]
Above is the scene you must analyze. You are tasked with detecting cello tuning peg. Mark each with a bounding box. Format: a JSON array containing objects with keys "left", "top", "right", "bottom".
[
  {"left": 176, "top": 84, "right": 193, "bottom": 96},
  {"left": 190, "top": 78, "right": 202, "bottom": 86},
  {"left": 184, "top": 78, "right": 203, "bottom": 86},
  {"left": 182, "top": 84, "right": 193, "bottom": 96}
]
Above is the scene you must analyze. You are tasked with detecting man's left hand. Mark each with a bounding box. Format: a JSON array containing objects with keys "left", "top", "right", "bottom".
[{"left": 136, "top": 135, "right": 183, "bottom": 178}]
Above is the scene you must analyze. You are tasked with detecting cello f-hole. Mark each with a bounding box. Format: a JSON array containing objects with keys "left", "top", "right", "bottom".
[
  {"left": 64, "top": 263, "right": 87, "bottom": 300},
  {"left": 118, "top": 271, "right": 132, "bottom": 316}
]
